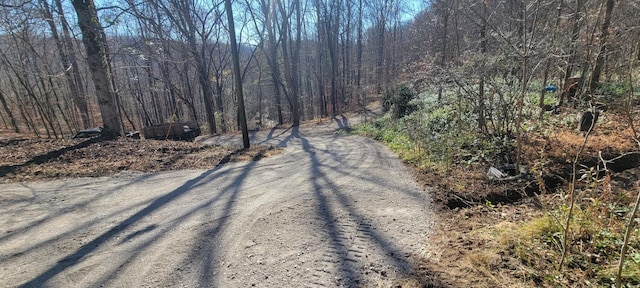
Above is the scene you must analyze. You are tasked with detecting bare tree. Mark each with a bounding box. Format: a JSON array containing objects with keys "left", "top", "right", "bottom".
[
  {"left": 277, "top": 0, "right": 303, "bottom": 125},
  {"left": 0, "top": 88, "right": 18, "bottom": 133},
  {"left": 247, "top": 0, "right": 286, "bottom": 125},
  {"left": 224, "top": 0, "right": 249, "bottom": 148},
  {"left": 589, "top": 0, "right": 616, "bottom": 93},
  {"left": 71, "top": 0, "right": 123, "bottom": 139},
  {"left": 40, "top": 0, "right": 91, "bottom": 129}
]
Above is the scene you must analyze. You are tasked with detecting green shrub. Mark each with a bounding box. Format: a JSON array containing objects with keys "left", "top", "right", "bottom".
[{"left": 383, "top": 84, "right": 418, "bottom": 119}]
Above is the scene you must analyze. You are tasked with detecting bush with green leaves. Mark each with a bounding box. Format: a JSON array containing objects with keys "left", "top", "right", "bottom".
[
  {"left": 354, "top": 96, "right": 512, "bottom": 172},
  {"left": 382, "top": 84, "right": 418, "bottom": 119}
]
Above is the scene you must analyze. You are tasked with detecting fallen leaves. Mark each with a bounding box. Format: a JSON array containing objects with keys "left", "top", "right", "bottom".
[{"left": 0, "top": 137, "right": 281, "bottom": 183}]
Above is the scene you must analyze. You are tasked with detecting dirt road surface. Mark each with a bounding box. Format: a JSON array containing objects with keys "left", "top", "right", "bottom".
[{"left": 0, "top": 117, "right": 434, "bottom": 287}]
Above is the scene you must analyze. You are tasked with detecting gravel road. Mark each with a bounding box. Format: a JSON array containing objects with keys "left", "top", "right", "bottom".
[{"left": 0, "top": 117, "right": 435, "bottom": 287}]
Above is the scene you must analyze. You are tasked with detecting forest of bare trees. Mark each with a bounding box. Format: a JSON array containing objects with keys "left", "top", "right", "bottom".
[
  {"left": 0, "top": 0, "right": 417, "bottom": 139},
  {"left": 0, "top": 0, "right": 638, "bottom": 141}
]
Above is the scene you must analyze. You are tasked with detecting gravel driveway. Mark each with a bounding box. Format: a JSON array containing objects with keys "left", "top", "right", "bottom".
[{"left": 0, "top": 117, "right": 435, "bottom": 287}]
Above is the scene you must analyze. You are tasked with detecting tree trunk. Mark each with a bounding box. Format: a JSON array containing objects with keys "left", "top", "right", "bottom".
[
  {"left": 195, "top": 59, "right": 218, "bottom": 134},
  {"left": 516, "top": 0, "right": 530, "bottom": 173},
  {"left": 589, "top": 0, "right": 616, "bottom": 93},
  {"left": 376, "top": 9, "right": 386, "bottom": 95},
  {"left": 291, "top": 0, "right": 302, "bottom": 126},
  {"left": 478, "top": 1, "right": 488, "bottom": 133},
  {"left": 224, "top": 0, "right": 250, "bottom": 149},
  {"left": 328, "top": 1, "right": 340, "bottom": 116},
  {"left": 49, "top": 0, "right": 91, "bottom": 129},
  {"left": 71, "top": 0, "right": 122, "bottom": 139},
  {"left": 215, "top": 82, "right": 227, "bottom": 133},
  {"left": 0, "top": 89, "right": 18, "bottom": 132},
  {"left": 315, "top": 0, "right": 328, "bottom": 117},
  {"left": 264, "top": 0, "right": 284, "bottom": 125},
  {"left": 356, "top": 0, "right": 364, "bottom": 114},
  {"left": 438, "top": 7, "right": 449, "bottom": 103},
  {"left": 561, "top": 0, "right": 584, "bottom": 106},
  {"left": 187, "top": 30, "right": 217, "bottom": 135},
  {"left": 539, "top": 1, "right": 562, "bottom": 120}
]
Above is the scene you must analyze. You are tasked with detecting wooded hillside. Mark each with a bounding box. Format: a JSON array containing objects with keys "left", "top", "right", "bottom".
[{"left": 0, "top": 0, "right": 637, "bottom": 140}]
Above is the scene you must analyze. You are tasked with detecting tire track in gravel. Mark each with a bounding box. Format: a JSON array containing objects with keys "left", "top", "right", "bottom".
[
  {"left": 299, "top": 132, "right": 412, "bottom": 287},
  {"left": 203, "top": 127, "right": 383, "bottom": 287},
  {"left": 208, "top": 126, "right": 433, "bottom": 287}
]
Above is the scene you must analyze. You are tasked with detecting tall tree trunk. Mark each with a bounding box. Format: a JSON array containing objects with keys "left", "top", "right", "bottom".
[
  {"left": 264, "top": 0, "right": 284, "bottom": 125},
  {"left": 327, "top": 1, "right": 340, "bottom": 115},
  {"left": 356, "top": 0, "right": 364, "bottom": 116},
  {"left": 453, "top": 0, "right": 461, "bottom": 62},
  {"left": 194, "top": 57, "right": 218, "bottom": 134},
  {"left": 215, "top": 82, "right": 227, "bottom": 132},
  {"left": 186, "top": 24, "right": 217, "bottom": 134},
  {"left": 516, "top": 0, "right": 531, "bottom": 172},
  {"left": 0, "top": 89, "right": 18, "bottom": 132},
  {"left": 71, "top": 0, "right": 122, "bottom": 139},
  {"left": 539, "top": 1, "right": 562, "bottom": 120},
  {"left": 589, "top": 0, "right": 616, "bottom": 93},
  {"left": 45, "top": 0, "right": 91, "bottom": 129},
  {"left": 376, "top": 8, "right": 386, "bottom": 95},
  {"left": 344, "top": 1, "right": 352, "bottom": 109},
  {"left": 224, "top": 0, "right": 250, "bottom": 148},
  {"left": 291, "top": 0, "right": 302, "bottom": 126},
  {"left": 315, "top": 0, "right": 328, "bottom": 117},
  {"left": 561, "top": 0, "right": 584, "bottom": 106},
  {"left": 478, "top": 1, "right": 487, "bottom": 133},
  {"left": 438, "top": 7, "right": 449, "bottom": 102},
  {"left": 55, "top": 0, "right": 91, "bottom": 127}
]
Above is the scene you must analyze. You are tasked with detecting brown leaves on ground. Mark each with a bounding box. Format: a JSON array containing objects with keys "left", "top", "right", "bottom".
[
  {"left": 0, "top": 137, "right": 282, "bottom": 183},
  {"left": 521, "top": 112, "right": 638, "bottom": 166}
]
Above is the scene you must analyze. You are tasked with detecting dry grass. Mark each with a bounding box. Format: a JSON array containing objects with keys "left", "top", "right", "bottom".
[
  {"left": 423, "top": 192, "right": 640, "bottom": 287},
  {"left": 522, "top": 121, "right": 637, "bottom": 167},
  {"left": 418, "top": 201, "right": 549, "bottom": 287}
]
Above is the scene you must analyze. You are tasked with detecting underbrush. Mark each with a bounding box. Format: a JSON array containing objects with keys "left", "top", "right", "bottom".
[
  {"left": 353, "top": 113, "right": 508, "bottom": 174},
  {"left": 499, "top": 198, "right": 640, "bottom": 287}
]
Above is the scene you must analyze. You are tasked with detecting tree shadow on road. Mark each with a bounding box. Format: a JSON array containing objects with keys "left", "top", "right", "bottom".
[
  {"left": 263, "top": 126, "right": 293, "bottom": 145},
  {"left": 0, "top": 173, "right": 158, "bottom": 255},
  {"left": 287, "top": 126, "right": 451, "bottom": 287},
  {"left": 14, "top": 126, "right": 449, "bottom": 287},
  {"left": 17, "top": 148, "right": 258, "bottom": 287},
  {"left": 333, "top": 114, "right": 351, "bottom": 131},
  {"left": 192, "top": 154, "right": 261, "bottom": 285}
]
